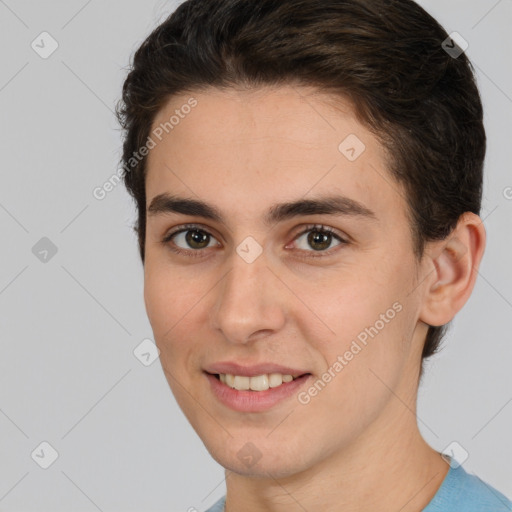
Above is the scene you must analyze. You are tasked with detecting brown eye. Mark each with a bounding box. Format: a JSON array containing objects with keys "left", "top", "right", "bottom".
[
  {"left": 293, "top": 225, "right": 346, "bottom": 253},
  {"left": 307, "top": 230, "right": 333, "bottom": 251},
  {"left": 163, "top": 225, "right": 219, "bottom": 253},
  {"left": 185, "top": 229, "right": 211, "bottom": 249}
]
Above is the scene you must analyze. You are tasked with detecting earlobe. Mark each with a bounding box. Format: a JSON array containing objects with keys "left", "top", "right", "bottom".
[{"left": 419, "top": 212, "right": 486, "bottom": 327}]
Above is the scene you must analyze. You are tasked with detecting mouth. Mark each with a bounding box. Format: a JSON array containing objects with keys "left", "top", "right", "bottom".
[
  {"left": 204, "top": 369, "right": 312, "bottom": 412},
  {"left": 203, "top": 362, "right": 312, "bottom": 412},
  {"left": 209, "top": 372, "right": 309, "bottom": 392}
]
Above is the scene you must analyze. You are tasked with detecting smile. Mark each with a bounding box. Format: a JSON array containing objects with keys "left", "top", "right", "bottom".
[
  {"left": 217, "top": 373, "right": 298, "bottom": 391},
  {"left": 205, "top": 371, "right": 311, "bottom": 412}
]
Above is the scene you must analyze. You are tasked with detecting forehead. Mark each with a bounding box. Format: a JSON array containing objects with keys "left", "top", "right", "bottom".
[{"left": 145, "top": 85, "right": 406, "bottom": 230}]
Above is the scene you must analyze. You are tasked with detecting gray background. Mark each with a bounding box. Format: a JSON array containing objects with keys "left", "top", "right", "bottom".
[{"left": 0, "top": 1, "right": 510, "bottom": 511}]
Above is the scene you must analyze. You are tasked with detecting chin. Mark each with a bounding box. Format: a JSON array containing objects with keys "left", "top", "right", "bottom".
[{"left": 204, "top": 439, "right": 312, "bottom": 480}]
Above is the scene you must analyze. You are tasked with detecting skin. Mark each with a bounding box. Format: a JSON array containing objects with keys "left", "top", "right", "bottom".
[{"left": 143, "top": 85, "right": 486, "bottom": 512}]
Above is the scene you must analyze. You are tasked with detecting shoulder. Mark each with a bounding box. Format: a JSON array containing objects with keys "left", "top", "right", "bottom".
[
  {"left": 424, "top": 464, "right": 512, "bottom": 512},
  {"left": 203, "top": 496, "right": 225, "bottom": 512},
  {"left": 201, "top": 469, "right": 512, "bottom": 512}
]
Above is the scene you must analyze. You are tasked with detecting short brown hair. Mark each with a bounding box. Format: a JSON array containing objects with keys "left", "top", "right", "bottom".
[{"left": 116, "top": 0, "right": 486, "bottom": 362}]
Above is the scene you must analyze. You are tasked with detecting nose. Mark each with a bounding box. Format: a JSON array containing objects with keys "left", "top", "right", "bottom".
[{"left": 210, "top": 249, "right": 287, "bottom": 345}]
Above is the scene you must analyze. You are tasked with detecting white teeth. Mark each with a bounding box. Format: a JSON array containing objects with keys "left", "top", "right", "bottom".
[
  {"left": 268, "top": 373, "right": 283, "bottom": 388},
  {"left": 219, "top": 373, "right": 298, "bottom": 391},
  {"left": 249, "top": 374, "right": 269, "bottom": 391},
  {"left": 233, "top": 375, "right": 250, "bottom": 390}
]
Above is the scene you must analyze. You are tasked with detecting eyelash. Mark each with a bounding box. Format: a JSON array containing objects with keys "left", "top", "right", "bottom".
[{"left": 161, "top": 223, "right": 348, "bottom": 259}]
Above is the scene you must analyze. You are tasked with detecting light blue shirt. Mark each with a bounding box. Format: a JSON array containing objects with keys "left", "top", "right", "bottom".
[{"left": 204, "top": 464, "right": 512, "bottom": 511}]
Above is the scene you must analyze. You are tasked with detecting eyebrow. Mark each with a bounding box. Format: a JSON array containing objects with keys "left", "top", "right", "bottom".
[{"left": 147, "top": 193, "right": 377, "bottom": 226}]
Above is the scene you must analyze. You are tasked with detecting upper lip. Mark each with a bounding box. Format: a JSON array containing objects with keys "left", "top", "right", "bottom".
[{"left": 204, "top": 362, "right": 310, "bottom": 378}]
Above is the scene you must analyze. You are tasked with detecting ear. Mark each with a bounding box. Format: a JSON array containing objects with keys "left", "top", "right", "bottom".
[{"left": 419, "top": 212, "right": 486, "bottom": 327}]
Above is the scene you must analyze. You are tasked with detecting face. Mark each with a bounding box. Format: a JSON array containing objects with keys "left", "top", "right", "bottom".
[{"left": 143, "top": 85, "right": 430, "bottom": 478}]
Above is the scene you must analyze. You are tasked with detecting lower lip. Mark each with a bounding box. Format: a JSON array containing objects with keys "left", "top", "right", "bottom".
[{"left": 205, "top": 373, "right": 311, "bottom": 412}]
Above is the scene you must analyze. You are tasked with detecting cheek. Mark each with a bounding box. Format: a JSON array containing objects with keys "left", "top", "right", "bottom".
[
  {"left": 317, "top": 277, "right": 397, "bottom": 340},
  {"left": 144, "top": 265, "right": 170, "bottom": 335},
  {"left": 143, "top": 262, "right": 204, "bottom": 364},
  {"left": 303, "top": 303, "right": 413, "bottom": 439},
  {"left": 144, "top": 258, "right": 196, "bottom": 329},
  {"left": 143, "top": 265, "right": 208, "bottom": 423},
  {"left": 312, "top": 257, "right": 415, "bottom": 374}
]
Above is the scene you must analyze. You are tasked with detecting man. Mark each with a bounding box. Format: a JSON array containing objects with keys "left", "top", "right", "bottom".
[{"left": 116, "top": 0, "right": 512, "bottom": 510}]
